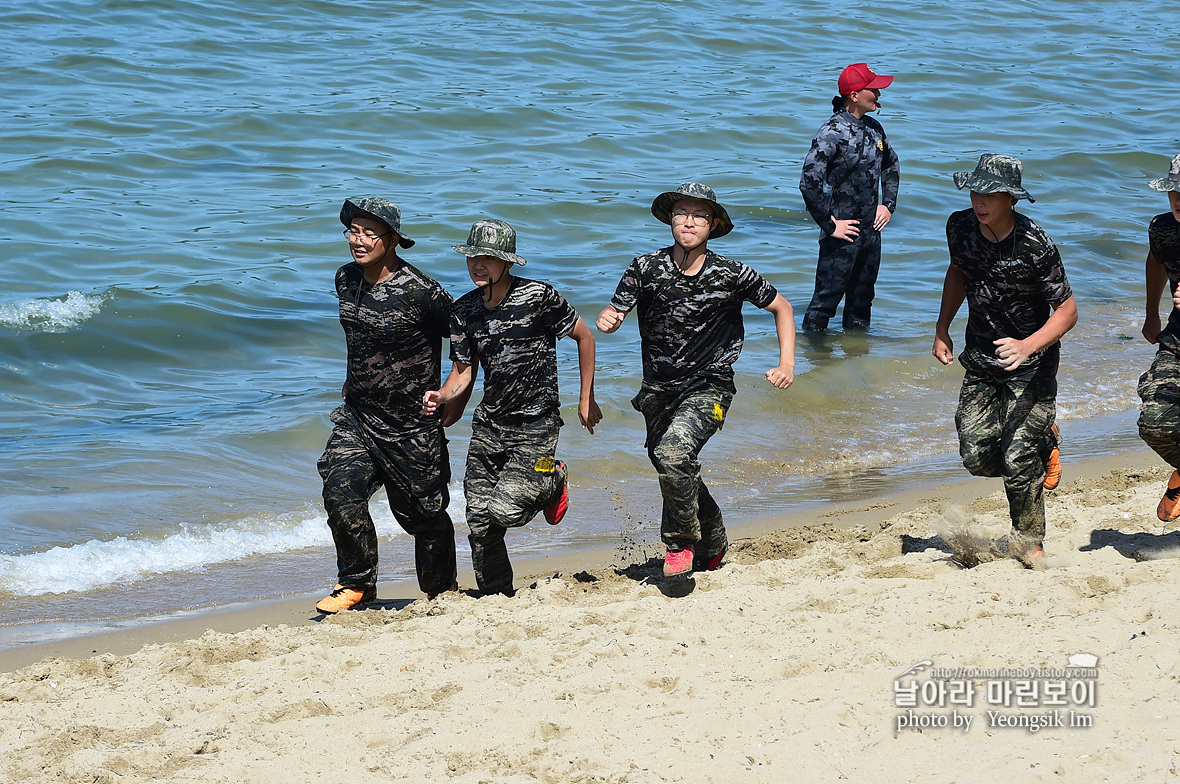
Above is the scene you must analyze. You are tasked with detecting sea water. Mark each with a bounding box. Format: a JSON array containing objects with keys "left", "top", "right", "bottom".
[{"left": 0, "top": 0, "right": 1175, "bottom": 643}]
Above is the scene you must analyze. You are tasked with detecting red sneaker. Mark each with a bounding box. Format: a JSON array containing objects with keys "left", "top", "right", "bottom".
[
  {"left": 663, "top": 545, "right": 695, "bottom": 578},
  {"left": 704, "top": 547, "right": 727, "bottom": 572},
  {"left": 544, "top": 469, "right": 568, "bottom": 525}
]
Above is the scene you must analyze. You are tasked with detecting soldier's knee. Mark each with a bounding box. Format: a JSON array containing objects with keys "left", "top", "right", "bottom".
[{"left": 650, "top": 440, "right": 693, "bottom": 475}]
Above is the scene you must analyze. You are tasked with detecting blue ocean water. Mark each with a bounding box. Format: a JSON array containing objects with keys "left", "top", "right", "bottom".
[{"left": 0, "top": 0, "right": 1175, "bottom": 639}]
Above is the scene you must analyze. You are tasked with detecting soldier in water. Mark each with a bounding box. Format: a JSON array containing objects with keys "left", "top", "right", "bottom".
[{"left": 800, "top": 63, "right": 900, "bottom": 332}]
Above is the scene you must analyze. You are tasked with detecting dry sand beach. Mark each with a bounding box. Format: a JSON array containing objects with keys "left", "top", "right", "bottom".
[{"left": 3, "top": 455, "right": 1180, "bottom": 783}]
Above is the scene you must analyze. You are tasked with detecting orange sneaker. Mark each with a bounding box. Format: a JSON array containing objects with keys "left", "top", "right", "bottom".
[
  {"left": 1043, "top": 424, "right": 1061, "bottom": 490},
  {"left": 1158, "top": 470, "right": 1180, "bottom": 522},
  {"left": 316, "top": 585, "right": 375, "bottom": 614}
]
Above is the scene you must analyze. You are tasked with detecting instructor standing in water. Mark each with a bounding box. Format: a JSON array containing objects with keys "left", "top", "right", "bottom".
[{"left": 799, "top": 63, "right": 900, "bottom": 332}]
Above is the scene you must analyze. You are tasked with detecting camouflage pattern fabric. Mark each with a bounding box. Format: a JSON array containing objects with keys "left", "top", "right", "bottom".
[
  {"left": 1148, "top": 212, "right": 1180, "bottom": 355},
  {"left": 946, "top": 208, "right": 1073, "bottom": 376},
  {"left": 802, "top": 230, "right": 882, "bottom": 330},
  {"left": 464, "top": 412, "right": 566, "bottom": 596},
  {"left": 799, "top": 110, "right": 899, "bottom": 330},
  {"left": 955, "top": 357, "right": 1059, "bottom": 540},
  {"left": 335, "top": 261, "right": 452, "bottom": 441},
  {"left": 799, "top": 110, "right": 899, "bottom": 236},
  {"left": 609, "top": 247, "right": 777, "bottom": 394},
  {"left": 632, "top": 382, "right": 732, "bottom": 561},
  {"left": 450, "top": 277, "right": 579, "bottom": 421},
  {"left": 318, "top": 404, "right": 456, "bottom": 595},
  {"left": 1138, "top": 348, "right": 1180, "bottom": 469}
]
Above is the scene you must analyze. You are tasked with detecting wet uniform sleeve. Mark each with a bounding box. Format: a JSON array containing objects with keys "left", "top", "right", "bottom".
[
  {"left": 425, "top": 285, "right": 453, "bottom": 341},
  {"left": 543, "top": 285, "right": 580, "bottom": 339},
  {"left": 945, "top": 213, "right": 964, "bottom": 269},
  {"left": 800, "top": 120, "right": 840, "bottom": 236},
  {"left": 609, "top": 256, "right": 644, "bottom": 313},
  {"left": 1034, "top": 237, "right": 1072, "bottom": 307},
  {"left": 879, "top": 130, "right": 900, "bottom": 213},
  {"left": 736, "top": 263, "right": 778, "bottom": 309},
  {"left": 449, "top": 302, "right": 473, "bottom": 366}
]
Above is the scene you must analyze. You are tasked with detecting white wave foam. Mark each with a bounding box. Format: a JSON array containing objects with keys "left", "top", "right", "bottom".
[
  {"left": 0, "top": 290, "right": 109, "bottom": 333},
  {"left": 0, "top": 482, "right": 466, "bottom": 596}
]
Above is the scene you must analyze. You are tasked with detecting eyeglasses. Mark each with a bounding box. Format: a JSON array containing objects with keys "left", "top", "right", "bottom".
[
  {"left": 343, "top": 228, "right": 391, "bottom": 245},
  {"left": 671, "top": 209, "right": 713, "bottom": 225}
]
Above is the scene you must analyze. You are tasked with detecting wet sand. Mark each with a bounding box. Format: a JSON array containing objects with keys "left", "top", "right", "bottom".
[{"left": 2, "top": 449, "right": 1178, "bottom": 782}]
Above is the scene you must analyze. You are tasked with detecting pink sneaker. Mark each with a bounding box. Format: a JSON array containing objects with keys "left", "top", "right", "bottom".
[
  {"left": 544, "top": 474, "right": 568, "bottom": 526},
  {"left": 663, "top": 545, "right": 695, "bottom": 578}
]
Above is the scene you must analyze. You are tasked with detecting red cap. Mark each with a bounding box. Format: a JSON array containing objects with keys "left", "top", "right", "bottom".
[{"left": 838, "top": 63, "right": 894, "bottom": 96}]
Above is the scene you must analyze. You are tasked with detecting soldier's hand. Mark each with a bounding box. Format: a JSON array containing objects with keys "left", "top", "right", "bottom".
[
  {"left": 932, "top": 334, "right": 955, "bottom": 365},
  {"left": 579, "top": 393, "right": 603, "bottom": 435},
  {"left": 993, "top": 337, "right": 1031, "bottom": 371},
  {"left": 1144, "top": 312, "right": 1161, "bottom": 345},
  {"left": 422, "top": 389, "right": 444, "bottom": 416},
  {"left": 829, "top": 217, "right": 860, "bottom": 243},
  {"left": 873, "top": 205, "right": 892, "bottom": 231},
  {"left": 765, "top": 364, "right": 794, "bottom": 390},
  {"left": 596, "top": 305, "right": 626, "bottom": 334},
  {"left": 341, "top": 383, "right": 348, "bottom": 400}
]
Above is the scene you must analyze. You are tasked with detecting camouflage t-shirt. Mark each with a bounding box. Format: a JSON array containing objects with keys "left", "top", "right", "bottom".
[
  {"left": 800, "top": 110, "right": 900, "bottom": 236},
  {"left": 450, "top": 277, "right": 580, "bottom": 421},
  {"left": 1148, "top": 212, "right": 1180, "bottom": 355},
  {"left": 946, "top": 208, "right": 1073, "bottom": 376},
  {"left": 335, "top": 260, "right": 452, "bottom": 440},
  {"left": 609, "top": 246, "right": 778, "bottom": 393}
]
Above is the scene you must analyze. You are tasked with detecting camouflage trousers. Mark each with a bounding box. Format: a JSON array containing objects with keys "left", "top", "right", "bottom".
[
  {"left": 633, "top": 382, "right": 733, "bottom": 566},
  {"left": 955, "top": 357, "right": 1058, "bottom": 540},
  {"left": 318, "top": 404, "right": 457, "bottom": 596},
  {"left": 465, "top": 411, "right": 566, "bottom": 596},
  {"left": 1137, "top": 347, "right": 1180, "bottom": 469},
  {"left": 801, "top": 229, "right": 881, "bottom": 331}
]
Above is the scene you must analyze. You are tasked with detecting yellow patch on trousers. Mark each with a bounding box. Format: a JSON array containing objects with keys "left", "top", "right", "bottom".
[{"left": 534, "top": 456, "right": 556, "bottom": 473}]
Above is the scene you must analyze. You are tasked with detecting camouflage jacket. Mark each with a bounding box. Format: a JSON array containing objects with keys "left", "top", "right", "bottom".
[
  {"left": 799, "top": 110, "right": 900, "bottom": 235},
  {"left": 1149, "top": 212, "right": 1180, "bottom": 355},
  {"left": 334, "top": 260, "right": 451, "bottom": 440},
  {"left": 450, "top": 276, "right": 580, "bottom": 422},
  {"left": 946, "top": 209, "right": 1072, "bottom": 376},
  {"left": 609, "top": 246, "right": 777, "bottom": 393}
]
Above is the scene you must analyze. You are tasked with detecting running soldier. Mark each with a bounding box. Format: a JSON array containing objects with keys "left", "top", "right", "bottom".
[
  {"left": 1137, "top": 153, "right": 1180, "bottom": 521},
  {"left": 597, "top": 183, "right": 796, "bottom": 578},
  {"left": 317, "top": 198, "right": 461, "bottom": 614},
  {"left": 800, "top": 63, "right": 900, "bottom": 332},
  {"left": 423, "top": 219, "right": 601, "bottom": 597},
  {"left": 932, "top": 155, "right": 1077, "bottom": 562}
]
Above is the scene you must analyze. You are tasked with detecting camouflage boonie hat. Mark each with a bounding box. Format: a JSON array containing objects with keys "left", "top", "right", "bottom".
[
  {"left": 952, "top": 154, "right": 1035, "bottom": 203},
  {"left": 452, "top": 219, "right": 527, "bottom": 266},
  {"left": 650, "top": 182, "right": 734, "bottom": 239},
  {"left": 1149, "top": 154, "right": 1180, "bottom": 193},
  {"left": 340, "top": 198, "right": 415, "bottom": 249}
]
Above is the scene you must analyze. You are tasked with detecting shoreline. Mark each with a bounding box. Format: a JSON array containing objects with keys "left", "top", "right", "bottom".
[
  {"left": 3, "top": 446, "right": 1178, "bottom": 781},
  {"left": 0, "top": 443, "right": 1164, "bottom": 674}
]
